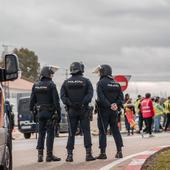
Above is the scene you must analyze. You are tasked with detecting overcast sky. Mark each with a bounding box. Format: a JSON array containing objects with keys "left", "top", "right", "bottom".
[{"left": 0, "top": 0, "right": 170, "bottom": 82}]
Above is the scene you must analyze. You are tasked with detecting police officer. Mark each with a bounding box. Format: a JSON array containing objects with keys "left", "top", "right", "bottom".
[
  {"left": 30, "top": 66, "right": 61, "bottom": 162},
  {"left": 94, "top": 64, "right": 124, "bottom": 159},
  {"left": 60, "top": 62, "right": 95, "bottom": 162}
]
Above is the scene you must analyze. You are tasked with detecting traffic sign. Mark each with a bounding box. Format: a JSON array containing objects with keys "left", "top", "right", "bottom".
[{"left": 113, "top": 75, "right": 129, "bottom": 91}]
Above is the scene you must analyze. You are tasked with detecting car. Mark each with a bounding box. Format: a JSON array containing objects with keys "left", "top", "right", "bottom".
[
  {"left": 48, "top": 105, "right": 69, "bottom": 137},
  {"left": 17, "top": 97, "right": 68, "bottom": 138},
  {"left": 17, "top": 97, "right": 37, "bottom": 139},
  {"left": 59, "top": 105, "right": 68, "bottom": 133},
  {"left": 0, "top": 54, "right": 19, "bottom": 170}
]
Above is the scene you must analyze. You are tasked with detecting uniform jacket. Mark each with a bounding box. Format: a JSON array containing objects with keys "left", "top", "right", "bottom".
[
  {"left": 30, "top": 77, "right": 61, "bottom": 117},
  {"left": 97, "top": 76, "right": 124, "bottom": 109},
  {"left": 60, "top": 74, "right": 93, "bottom": 108}
]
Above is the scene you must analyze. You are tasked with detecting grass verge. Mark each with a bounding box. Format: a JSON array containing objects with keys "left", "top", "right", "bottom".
[{"left": 142, "top": 148, "right": 170, "bottom": 170}]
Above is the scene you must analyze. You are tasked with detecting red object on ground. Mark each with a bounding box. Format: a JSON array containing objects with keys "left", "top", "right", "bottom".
[{"left": 114, "top": 75, "right": 128, "bottom": 91}]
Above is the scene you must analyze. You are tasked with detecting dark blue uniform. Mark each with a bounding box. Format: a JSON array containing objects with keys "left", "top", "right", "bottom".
[
  {"left": 60, "top": 75, "right": 93, "bottom": 151},
  {"left": 30, "top": 77, "right": 61, "bottom": 152},
  {"left": 97, "top": 76, "right": 124, "bottom": 152}
]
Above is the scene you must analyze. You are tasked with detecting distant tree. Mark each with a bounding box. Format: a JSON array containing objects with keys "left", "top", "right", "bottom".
[{"left": 13, "top": 48, "right": 40, "bottom": 82}]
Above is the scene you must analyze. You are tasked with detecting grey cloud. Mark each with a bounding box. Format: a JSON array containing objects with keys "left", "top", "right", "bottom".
[{"left": 0, "top": 0, "right": 170, "bottom": 81}]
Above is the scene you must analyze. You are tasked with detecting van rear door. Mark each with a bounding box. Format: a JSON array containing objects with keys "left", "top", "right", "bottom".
[{"left": 0, "top": 128, "right": 5, "bottom": 163}]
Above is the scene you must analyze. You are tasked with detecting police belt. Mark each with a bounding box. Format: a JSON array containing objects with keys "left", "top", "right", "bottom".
[{"left": 37, "top": 104, "right": 54, "bottom": 112}]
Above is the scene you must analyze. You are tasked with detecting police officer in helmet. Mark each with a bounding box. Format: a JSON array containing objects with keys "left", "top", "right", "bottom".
[
  {"left": 30, "top": 66, "right": 61, "bottom": 162},
  {"left": 60, "top": 62, "right": 96, "bottom": 162},
  {"left": 94, "top": 64, "right": 124, "bottom": 159}
]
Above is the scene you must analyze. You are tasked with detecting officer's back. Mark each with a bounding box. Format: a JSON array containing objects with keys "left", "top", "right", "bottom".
[
  {"left": 61, "top": 62, "right": 93, "bottom": 110},
  {"left": 35, "top": 77, "right": 54, "bottom": 104},
  {"left": 97, "top": 75, "right": 123, "bottom": 110},
  {"left": 63, "top": 75, "right": 90, "bottom": 105}
]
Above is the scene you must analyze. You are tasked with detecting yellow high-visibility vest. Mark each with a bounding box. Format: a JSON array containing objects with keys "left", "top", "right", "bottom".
[
  {"left": 154, "top": 102, "right": 163, "bottom": 116},
  {"left": 163, "top": 100, "right": 170, "bottom": 114}
]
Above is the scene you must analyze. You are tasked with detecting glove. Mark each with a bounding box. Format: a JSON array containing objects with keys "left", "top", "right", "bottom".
[
  {"left": 57, "top": 113, "right": 61, "bottom": 123},
  {"left": 31, "top": 111, "right": 38, "bottom": 123},
  {"left": 88, "top": 106, "right": 94, "bottom": 121},
  {"left": 111, "top": 103, "right": 118, "bottom": 111},
  {"left": 52, "top": 112, "right": 61, "bottom": 126}
]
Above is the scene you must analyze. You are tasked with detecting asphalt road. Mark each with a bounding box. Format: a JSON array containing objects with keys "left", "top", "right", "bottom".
[{"left": 13, "top": 132, "right": 170, "bottom": 170}]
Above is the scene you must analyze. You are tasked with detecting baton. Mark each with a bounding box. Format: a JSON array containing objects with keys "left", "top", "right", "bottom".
[
  {"left": 95, "top": 100, "right": 107, "bottom": 135},
  {"left": 65, "top": 106, "right": 72, "bottom": 137}
]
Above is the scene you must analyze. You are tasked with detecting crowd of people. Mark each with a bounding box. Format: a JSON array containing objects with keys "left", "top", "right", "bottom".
[{"left": 123, "top": 93, "right": 170, "bottom": 137}]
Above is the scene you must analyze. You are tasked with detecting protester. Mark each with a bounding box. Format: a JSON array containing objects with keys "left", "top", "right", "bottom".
[
  {"left": 141, "top": 93, "right": 155, "bottom": 137},
  {"left": 153, "top": 97, "right": 163, "bottom": 133},
  {"left": 163, "top": 96, "right": 170, "bottom": 131},
  {"left": 124, "top": 96, "right": 136, "bottom": 135}
]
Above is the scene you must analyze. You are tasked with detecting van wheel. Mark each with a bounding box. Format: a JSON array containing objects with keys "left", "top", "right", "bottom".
[
  {"left": 2, "top": 145, "right": 12, "bottom": 170},
  {"left": 24, "top": 133, "right": 31, "bottom": 139}
]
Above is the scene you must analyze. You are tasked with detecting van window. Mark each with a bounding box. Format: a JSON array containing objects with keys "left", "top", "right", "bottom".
[{"left": 18, "top": 99, "right": 30, "bottom": 115}]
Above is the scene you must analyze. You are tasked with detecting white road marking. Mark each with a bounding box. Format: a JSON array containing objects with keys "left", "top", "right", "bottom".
[
  {"left": 100, "top": 152, "right": 147, "bottom": 170},
  {"left": 141, "top": 150, "right": 156, "bottom": 155},
  {"left": 100, "top": 145, "right": 170, "bottom": 170},
  {"left": 129, "top": 159, "right": 145, "bottom": 165}
]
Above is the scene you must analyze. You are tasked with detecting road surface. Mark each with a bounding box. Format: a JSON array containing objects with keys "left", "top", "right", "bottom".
[{"left": 13, "top": 132, "right": 170, "bottom": 170}]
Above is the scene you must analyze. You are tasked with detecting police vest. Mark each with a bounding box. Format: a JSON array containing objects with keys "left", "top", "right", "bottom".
[
  {"left": 106, "top": 81, "right": 121, "bottom": 102},
  {"left": 66, "top": 78, "right": 87, "bottom": 104},
  {"left": 135, "top": 99, "right": 141, "bottom": 113},
  {"left": 34, "top": 81, "right": 53, "bottom": 106}
]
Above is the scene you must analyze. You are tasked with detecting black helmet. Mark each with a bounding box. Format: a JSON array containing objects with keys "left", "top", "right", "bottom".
[
  {"left": 80, "top": 62, "right": 84, "bottom": 74},
  {"left": 99, "top": 64, "right": 112, "bottom": 77},
  {"left": 145, "top": 93, "right": 151, "bottom": 98},
  {"left": 40, "top": 66, "right": 55, "bottom": 78},
  {"left": 70, "top": 62, "right": 82, "bottom": 75}
]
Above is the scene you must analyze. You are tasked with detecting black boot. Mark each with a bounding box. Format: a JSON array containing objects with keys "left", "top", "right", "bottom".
[
  {"left": 96, "top": 148, "right": 107, "bottom": 160},
  {"left": 66, "top": 150, "right": 73, "bottom": 162},
  {"left": 115, "top": 151, "right": 123, "bottom": 158},
  {"left": 131, "top": 129, "right": 134, "bottom": 135},
  {"left": 46, "top": 151, "right": 61, "bottom": 162},
  {"left": 86, "top": 148, "right": 96, "bottom": 161},
  {"left": 38, "top": 149, "right": 43, "bottom": 162}
]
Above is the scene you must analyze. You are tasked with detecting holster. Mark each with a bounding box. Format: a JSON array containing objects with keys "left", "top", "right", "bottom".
[
  {"left": 80, "top": 106, "right": 93, "bottom": 120},
  {"left": 33, "top": 113, "right": 38, "bottom": 123},
  {"left": 94, "top": 100, "right": 100, "bottom": 114},
  {"left": 46, "top": 115, "right": 58, "bottom": 127},
  {"left": 88, "top": 106, "right": 94, "bottom": 121},
  {"left": 65, "top": 105, "right": 69, "bottom": 113}
]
